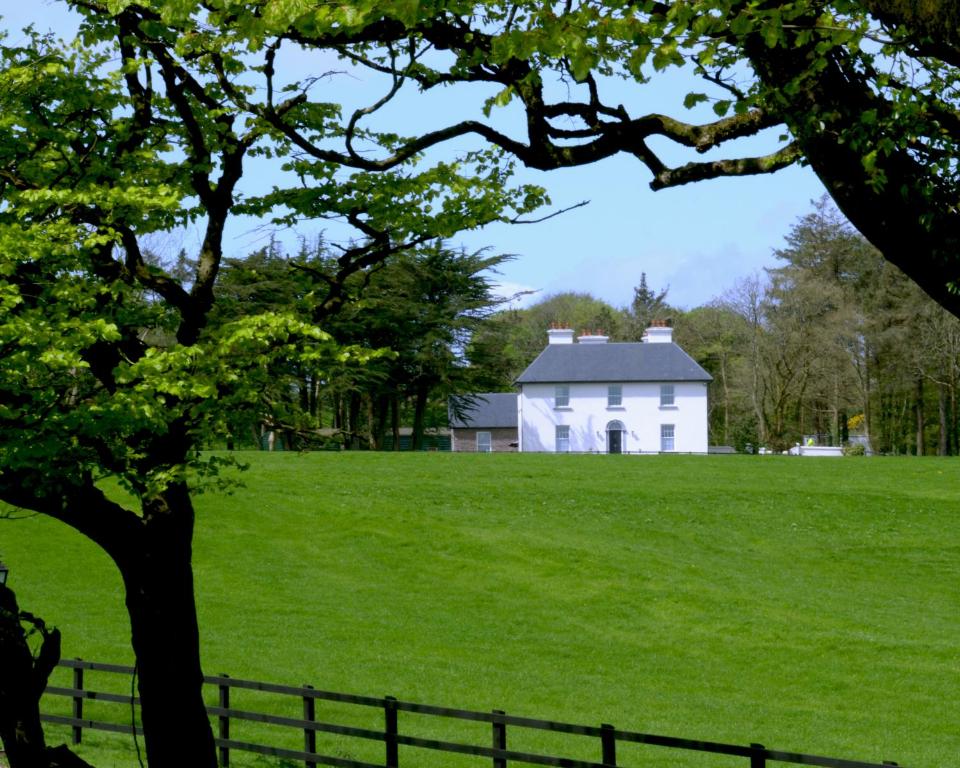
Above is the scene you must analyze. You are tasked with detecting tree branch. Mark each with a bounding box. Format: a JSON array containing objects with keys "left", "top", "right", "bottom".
[{"left": 650, "top": 142, "right": 803, "bottom": 190}]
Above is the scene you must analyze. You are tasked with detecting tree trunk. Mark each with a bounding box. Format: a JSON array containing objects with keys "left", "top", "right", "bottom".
[
  {"left": 117, "top": 485, "right": 217, "bottom": 768},
  {"left": 333, "top": 393, "right": 343, "bottom": 431},
  {"left": 371, "top": 394, "right": 389, "bottom": 450},
  {"left": 1, "top": 464, "right": 221, "bottom": 768},
  {"left": 412, "top": 385, "right": 429, "bottom": 451},
  {"left": 746, "top": 13, "right": 960, "bottom": 321},
  {"left": 720, "top": 356, "right": 730, "bottom": 446},
  {"left": 0, "top": 586, "right": 94, "bottom": 768},
  {"left": 391, "top": 395, "right": 401, "bottom": 450},
  {"left": 0, "top": 587, "right": 52, "bottom": 767},
  {"left": 863, "top": 352, "right": 873, "bottom": 453},
  {"left": 832, "top": 373, "right": 841, "bottom": 445},
  {"left": 915, "top": 377, "right": 925, "bottom": 455},
  {"left": 348, "top": 393, "right": 362, "bottom": 450},
  {"left": 951, "top": 367, "right": 958, "bottom": 454},
  {"left": 938, "top": 381, "right": 949, "bottom": 455},
  {"left": 299, "top": 376, "right": 309, "bottom": 413}
]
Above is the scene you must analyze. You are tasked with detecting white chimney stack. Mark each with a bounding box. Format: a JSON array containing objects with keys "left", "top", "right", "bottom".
[
  {"left": 547, "top": 325, "right": 575, "bottom": 344},
  {"left": 577, "top": 331, "right": 609, "bottom": 344},
  {"left": 643, "top": 319, "right": 673, "bottom": 343}
]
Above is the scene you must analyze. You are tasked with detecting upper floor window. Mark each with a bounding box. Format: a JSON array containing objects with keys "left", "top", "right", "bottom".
[
  {"left": 555, "top": 384, "right": 570, "bottom": 408},
  {"left": 660, "top": 384, "right": 675, "bottom": 407},
  {"left": 661, "top": 424, "right": 675, "bottom": 452},
  {"left": 607, "top": 384, "right": 622, "bottom": 407},
  {"left": 556, "top": 425, "right": 571, "bottom": 452},
  {"left": 476, "top": 432, "right": 492, "bottom": 453}
]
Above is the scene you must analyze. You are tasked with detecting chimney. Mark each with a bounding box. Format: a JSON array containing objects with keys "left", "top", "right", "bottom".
[
  {"left": 643, "top": 318, "right": 673, "bottom": 344},
  {"left": 547, "top": 323, "right": 575, "bottom": 344},
  {"left": 577, "top": 329, "right": 609, "bottom": 344}
]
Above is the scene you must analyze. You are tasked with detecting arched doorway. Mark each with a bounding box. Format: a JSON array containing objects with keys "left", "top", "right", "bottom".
[{"left": 606, "top": 420, "right": 626, "bottom": 454}]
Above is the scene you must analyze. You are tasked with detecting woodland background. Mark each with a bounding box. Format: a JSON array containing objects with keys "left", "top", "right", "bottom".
[{"left": 210, "top": 197, "right": 956, "bottom": 455}]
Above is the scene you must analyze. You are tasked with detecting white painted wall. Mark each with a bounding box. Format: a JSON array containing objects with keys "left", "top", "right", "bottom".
[{"left": 518, "top": 381, "right": 708, "bottom": 453}]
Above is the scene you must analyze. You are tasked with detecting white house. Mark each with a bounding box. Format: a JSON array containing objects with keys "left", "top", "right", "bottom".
[{"left": 515, "top": 322, "right": 711, "bottom": 453}]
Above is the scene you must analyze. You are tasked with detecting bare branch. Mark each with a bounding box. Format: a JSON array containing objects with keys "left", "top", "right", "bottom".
[
  {"left": 345, "top": 44, "right": 407, "bottom": 161},
  {"left": 650, "top": 142, "right": 803, "bottom": 190},
  {"left": 510, "top": 199, "right": 590, "bottom": 223}
]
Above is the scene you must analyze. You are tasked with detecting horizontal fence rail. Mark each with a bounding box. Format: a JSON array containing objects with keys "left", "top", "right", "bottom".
[{"left": 40, "top": 659, "right": 903, "bottom": 768}]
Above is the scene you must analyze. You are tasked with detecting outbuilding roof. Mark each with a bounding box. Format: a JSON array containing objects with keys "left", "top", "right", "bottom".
[
  {"left": 515, "top": 342, "right": 712, "bottom": 384},
  {"left": 448, "top": 393, "right": 518, "bottom": 429}
]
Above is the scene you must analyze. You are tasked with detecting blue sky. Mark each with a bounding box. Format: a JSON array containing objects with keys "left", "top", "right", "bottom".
[{"left": 4, "top": 2, "right": 827, "bottom": 311}]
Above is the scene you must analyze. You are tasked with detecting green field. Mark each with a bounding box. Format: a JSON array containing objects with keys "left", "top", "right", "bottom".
[{"left": 2, "top": 453, "right": 958, "bottom": 768}]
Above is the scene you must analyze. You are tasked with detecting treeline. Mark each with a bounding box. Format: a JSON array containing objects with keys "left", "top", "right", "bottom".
[
  {"left": 194, "top": 238, "right": 513, "bottom": 450},
  {"left": 468, "top": 198, "right": 960, "bottom": 455},
  {"left": 204, "top": 198, "right": 960, "bottom": 455},
  {"left": 684, "top": 199, "right": 960, "bottom": 455}
]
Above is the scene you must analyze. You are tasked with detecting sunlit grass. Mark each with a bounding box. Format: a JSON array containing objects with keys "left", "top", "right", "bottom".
[{"left": 3, "top": 453, "right": 958, "bottom": 767}]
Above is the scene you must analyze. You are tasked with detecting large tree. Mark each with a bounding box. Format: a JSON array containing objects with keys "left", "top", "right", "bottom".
[
  {"left": 322, "top": 0, "right": 960, "bottom": 317},
  {"left": 0, "top": 5, "right": 544, "bottom": 765}
]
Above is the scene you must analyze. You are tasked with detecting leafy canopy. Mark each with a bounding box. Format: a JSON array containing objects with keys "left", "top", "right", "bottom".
[{"left": 0, "top": 5, "right": 548, "bottom": 506}]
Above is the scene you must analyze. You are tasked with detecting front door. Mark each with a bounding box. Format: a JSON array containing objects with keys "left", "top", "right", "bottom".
[{"left": 608, "top": 429, "right": 622, "bottom": 454}]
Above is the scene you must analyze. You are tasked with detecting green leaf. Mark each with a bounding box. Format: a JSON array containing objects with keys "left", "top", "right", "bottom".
[{"left": 713, "top": 100, "right": 732, "bottom": 117}]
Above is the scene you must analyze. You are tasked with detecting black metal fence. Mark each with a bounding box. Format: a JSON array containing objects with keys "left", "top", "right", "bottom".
[{"left": 40, "top": 659, "right": 903, "bottom": 768}]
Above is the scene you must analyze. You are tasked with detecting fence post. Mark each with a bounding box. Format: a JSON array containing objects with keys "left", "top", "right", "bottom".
[
  {"left": 492, "top": 709, "right": 507, "bottom": 768},
  {"left": 218, "top": 674, "right": 231, "bottom": 768},
  {"left": 71, "top": 661, "right": 84, "bottom": 745},
  {"left": 750, "top": 743, "right": 766, "bottom": 768},
  {"left": 601, "top": 723, "right": 616, "bottom": 766},
  {"left": 303, "top": 684, "right": 316, "bottom": 768},
  {"left": 384, "top": 696, "right": 399, "bottom": 768}
]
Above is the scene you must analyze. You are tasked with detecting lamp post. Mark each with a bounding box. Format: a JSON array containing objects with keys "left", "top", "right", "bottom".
[{"left": 0, "top": 559, "right": 8, "bottom": 586}]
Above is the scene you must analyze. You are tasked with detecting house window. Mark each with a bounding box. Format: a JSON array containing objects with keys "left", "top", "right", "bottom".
[
  {"left": 660, "top": 384, "right": 675, "bottom": 407},
  {"left": 607, "top": 384, "right": 622, "bottom": 407},
  {"left": 476, "top": 432, "right": 492, "bottom": 453},
  {"left": 661, "top": 424, "right": 675, "bottom": 452},
  {"left": 556, "top": 425, "right": 571, "bottom": 452},
  {"left": 555, "top": 384, "right": 570, "bottom": 408}
]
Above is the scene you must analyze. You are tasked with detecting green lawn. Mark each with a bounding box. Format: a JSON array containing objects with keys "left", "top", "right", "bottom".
[{"left": 3, "top": 453, "right": 958, "bottom": 768}]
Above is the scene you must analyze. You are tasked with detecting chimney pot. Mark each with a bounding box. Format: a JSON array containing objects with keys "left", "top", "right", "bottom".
[{"left": 577, "top": 331, "right": 609, "bottom": 344}]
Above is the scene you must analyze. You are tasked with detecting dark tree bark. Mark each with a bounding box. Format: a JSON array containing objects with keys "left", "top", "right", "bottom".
[
  {"left": 0, "top": 585, "right": 95, "bottom": 768},
  {"left": 411, "top": 384, "right": 429, "bottom": 451},
  {"left": 938, "top": 382, "right": 949, "bottom": 455},
  {"left": 4, "top": 480, "right": 220, "bottom": 768},
  {"left": 391, "top": 395, "right": 401, "bottom": 450},
  {"left": 114, "top": 484, "right": 216, "bottom": 768},
  {"left": 348, "top": 392, "right": 363, "bottom": 450},
  {"left": 371, "top": 393, "right": 389, "bottom": 450},
  {"left": 741, "top": 17, "right": 960, "bottom": 320},
  {"left": 915, "top": 377, "right": 926, "bottom": 455}
]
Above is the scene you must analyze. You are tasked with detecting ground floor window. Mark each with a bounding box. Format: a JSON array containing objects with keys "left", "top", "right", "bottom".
[
  {"left": 556, "top": 425, "right": 570, "bottom": 452},
  {"left": 476, "top": 431, "right": 492, "bottom": 452},
  {"left": 661, "top": 424, "right": 675, "bottom": 452}
]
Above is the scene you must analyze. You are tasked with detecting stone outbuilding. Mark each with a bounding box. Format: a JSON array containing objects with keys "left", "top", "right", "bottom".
[{"left": 448, "top": 393, "right": 519, "bottom": 452}]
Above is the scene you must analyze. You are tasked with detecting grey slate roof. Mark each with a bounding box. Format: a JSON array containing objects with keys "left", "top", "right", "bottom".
[
  {"left": 515, "top": 342, "right": 712, "bottom": 384},
  {"left": 448, "top": 393, "right": 518, "bottom": 428}
]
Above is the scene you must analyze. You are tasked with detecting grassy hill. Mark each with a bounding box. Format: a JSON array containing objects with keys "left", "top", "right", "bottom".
[{"left": 2, "top": 453, "right": 958, "bottom": 767}]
